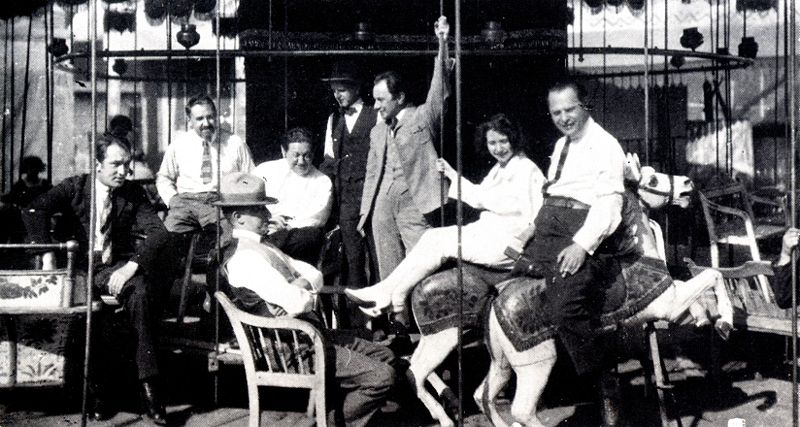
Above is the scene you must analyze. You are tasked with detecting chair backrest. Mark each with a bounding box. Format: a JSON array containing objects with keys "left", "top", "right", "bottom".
[
  {"left": 701, "top": 182, "right": 755, "bottom": 219},
  {"left": 685, "top": 259, "right": 794, "bottom": 334},
  {"left": 214, "top": 291, "right": 327, "bottom": 386}
]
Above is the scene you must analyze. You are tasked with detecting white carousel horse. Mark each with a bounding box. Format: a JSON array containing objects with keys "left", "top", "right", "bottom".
[
  {"left": 474, "top": 153, "right": 733, "bottom": 427},
  {"left": 403, "top": 153, "right": 732, "bottom": 427}
]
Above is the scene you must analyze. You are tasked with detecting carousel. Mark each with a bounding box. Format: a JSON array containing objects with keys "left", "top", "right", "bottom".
[{"left": 0, "top": 0, "right": 798, "bottom": 426}]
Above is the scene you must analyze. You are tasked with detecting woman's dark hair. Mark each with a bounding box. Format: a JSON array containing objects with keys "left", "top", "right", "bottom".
[{"left": 474, "top": 113, "right": 523, "bottom": 157}]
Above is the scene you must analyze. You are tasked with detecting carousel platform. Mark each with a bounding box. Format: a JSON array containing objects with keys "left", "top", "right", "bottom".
[{"left": 0, "top": 327, "right": 795, "bottom": 427}]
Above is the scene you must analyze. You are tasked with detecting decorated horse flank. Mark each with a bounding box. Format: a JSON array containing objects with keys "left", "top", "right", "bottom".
[{"left": 404, "top": 153, "right": 733, "bottom": 427}]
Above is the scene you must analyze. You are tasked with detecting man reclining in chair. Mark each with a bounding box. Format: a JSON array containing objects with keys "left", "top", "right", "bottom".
[{"left": 214, "top": 172, "right": 397, "bottom": 427}]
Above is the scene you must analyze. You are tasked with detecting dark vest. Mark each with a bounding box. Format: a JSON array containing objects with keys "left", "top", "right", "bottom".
[{"left": 331, "top": 106, "right": 376, "bottom": 185}]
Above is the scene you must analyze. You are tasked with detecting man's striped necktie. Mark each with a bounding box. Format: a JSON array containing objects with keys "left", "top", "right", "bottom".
[
  {"left": 97, "top": 192, "right": 113, "bottom": 264},
  {"left": 201, "top": 141, "right": 212, "bottom": 184}
]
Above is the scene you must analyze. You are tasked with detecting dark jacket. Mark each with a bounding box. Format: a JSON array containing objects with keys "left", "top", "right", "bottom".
[
  {"left": 28, "top": 174, "right": 168, "bottom": 273},
  {"left": 773, "top": 262, "right": 798, "bottom": 309}
]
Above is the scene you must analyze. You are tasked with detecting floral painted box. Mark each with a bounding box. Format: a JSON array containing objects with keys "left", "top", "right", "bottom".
[
  {"left": 0, "top": 315, "right": 76, "bottom": 387},
  {"left": 0, "top": 270, "right": 73, "bottom": 309}
]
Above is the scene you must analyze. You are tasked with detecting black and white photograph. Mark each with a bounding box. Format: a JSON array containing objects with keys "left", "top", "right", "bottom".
[{"left": 0, "top": 1, "right": 798, "bottom": 426}]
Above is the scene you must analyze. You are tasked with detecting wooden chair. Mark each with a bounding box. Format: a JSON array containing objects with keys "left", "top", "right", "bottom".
[
  {"left": 0, "top": 240, "right": 100, "bottom": 388},
  {"left": 698, "top": 182, "right": 787, "bottom": 300},
  {"left": 214, "top": 291, "right": 327, "bottom": 427},
  {"left": 685, "top": 259, "right": 785, "bottom": 385},
  {"left": 685, "top": 259, "right": 791, "bottom": 335}
]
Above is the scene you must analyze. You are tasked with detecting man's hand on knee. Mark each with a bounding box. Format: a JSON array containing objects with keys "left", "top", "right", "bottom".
[
  {"left": 557, "top": 243, "right": 587, "bottom": 278},
  {"left": 107, "top": 261, "right": 139, "bottom": 296}
]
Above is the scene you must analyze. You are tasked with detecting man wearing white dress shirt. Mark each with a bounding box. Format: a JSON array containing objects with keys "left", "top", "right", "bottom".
[
  {"left": 512, "top": 79, "right": 625, "bottom": 425},
  {"left": 320, "top": 62, "right": 378, "bottom": 291},
  {"left": 253, "top": 127, "right": 333, "bottom": 265},
  {"left": 156, "top": 94, "right": 255, "bottom": 233}
]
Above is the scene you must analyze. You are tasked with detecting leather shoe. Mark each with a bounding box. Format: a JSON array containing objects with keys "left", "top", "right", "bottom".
[
  {"left": 141, "top": 379, "right": 168, "bottom": 426},
  {"left": 598, "top": 372, "right": 621, "bottom": 427},
  {"left": 89, "top": 396, "right": 116, "bottom": 421}
]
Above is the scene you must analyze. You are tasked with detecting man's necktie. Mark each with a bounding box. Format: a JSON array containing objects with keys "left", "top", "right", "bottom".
[
  {"left": 542, "top": 136, "right": 572, "bottom": 195},
  {"left": 201, "top": 141, "right": 212, "bottom": 184},
  {"left": 97, "top": 192, "right": 113, "bottom": 264},
  {"left": 341, "top": 106, "right": 357, "bottom": 115}
]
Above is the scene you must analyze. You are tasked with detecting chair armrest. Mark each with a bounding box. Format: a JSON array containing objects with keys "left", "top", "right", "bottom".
[
  {"left": 685, "top": 257, "right": 774, "bottom": 278},
  {"left": 749, "top": 194, "right": 784, "bottom": 208}
]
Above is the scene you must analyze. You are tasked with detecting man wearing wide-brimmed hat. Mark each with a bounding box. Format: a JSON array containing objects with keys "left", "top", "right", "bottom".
[
  {"left": 320, "top": 61, "right": 379, "bottom": 293},
  {"left": 215, "top": 172, "right": 397, "bottom": 427}
]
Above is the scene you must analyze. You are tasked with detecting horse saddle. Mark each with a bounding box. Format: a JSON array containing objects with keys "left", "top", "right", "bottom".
[{"left": 493, "top": 255, "right": 673, "bottom": 353}]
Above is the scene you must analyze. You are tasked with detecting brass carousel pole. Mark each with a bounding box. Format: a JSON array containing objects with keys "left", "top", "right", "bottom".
[
  {"left": 213, "top": 0, "right": 223, "bottom": 407},
  {"left": 643, "top": 0, "right": 650, "bottom": 164},
  {"left": 81, "top": 0, "right": 99, "bottom": 425},
  {"left": 453, "top": 1, "right": 465, "bottom": 425},
  {"left": 789, "top": 0, "right": 798, "bottom": 424}
]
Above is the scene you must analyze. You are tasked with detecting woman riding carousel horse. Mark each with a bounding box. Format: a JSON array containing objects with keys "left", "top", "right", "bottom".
[{"left": 345, "top": 113, "right": 546, "bottom": 317}]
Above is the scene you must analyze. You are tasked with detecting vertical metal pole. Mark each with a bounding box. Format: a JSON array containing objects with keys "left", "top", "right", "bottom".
[
  {"left": 19, "top": 16, "right": 33, "bottom": 166},
  {"left": 45, "top": 6, "right": 53, "bottom": 183},
  {"left": 1, "top": 23, "right": 8, "bottom": 192},
  {"left": 454, "top": 2, "right": 464, "bottom": 425},
  {"left": 439, "top": 0, "right": 446, "bottom": 228},
  {"left": 643, "top": 0, "right": 649, "bottom": 164},
  {"left": 789, "top": 0, "right": 798, "bottom": 424},
  {"left": 81, "top": 0, "right": 99, "bottom": 426},
  {"left": 214, "top": 1, "right": 223, "bottom": 407}
]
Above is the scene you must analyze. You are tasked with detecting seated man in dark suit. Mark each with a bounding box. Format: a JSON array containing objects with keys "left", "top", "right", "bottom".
[
  {"left": 214, "top": 172, "right": 396, "bottom": 427},
  {"left": 29, "top": 133, "right": 173, "bottom": 425},
  {"left": 772, "top": 227, "right": 800, "bottom": 308}
]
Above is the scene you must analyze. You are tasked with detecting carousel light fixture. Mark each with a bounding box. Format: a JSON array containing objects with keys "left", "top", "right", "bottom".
[
  {"left": 354, "top": 22, "right": 373, "bottom": 43},
  {"left": 481, "top": 21, "right": 506, "bottom": 45},
  {"left": 670, "top": 55, "right": 685, "bottom": 69},
  {"left": 680, "top": 27, "right": 704, "bottom": 51},
  {"left": 48, "top": 38, "right": 69, "bottom": 57},
  {"left": 177, "top": 23, "right": 201, "bottom": 49},
  {"left": 112, "top": 58, "right": 127, "bottom": 75},
  {"left": 738, "top": 36, "right": 759, "bottom": 59}
]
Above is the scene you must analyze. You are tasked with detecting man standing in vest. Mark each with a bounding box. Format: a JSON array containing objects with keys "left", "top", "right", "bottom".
[
  {"left": 359, "top": 16, "right": 453, "bottom": 283},
  {"left": 320, "top": 62, "right": 378, "bottom": 291}
]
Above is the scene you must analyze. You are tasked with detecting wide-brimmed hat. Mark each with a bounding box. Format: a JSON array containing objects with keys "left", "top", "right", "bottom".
[
  {"left": 321, "top": 61, "right": 362, "bottom": 83},
  {"left": 213, "top": 172, "right": 278, "bottom": 207}
]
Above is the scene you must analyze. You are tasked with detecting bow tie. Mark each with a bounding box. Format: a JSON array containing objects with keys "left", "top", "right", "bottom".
[{"left": 341, "top": 106, "right": 357, "bottom": 115}]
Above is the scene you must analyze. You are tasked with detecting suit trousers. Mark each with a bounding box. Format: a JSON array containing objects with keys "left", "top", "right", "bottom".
[
  {"left": 524, "top": 204, "right": 609, "bottom": 376},
  {"left": 92, "top": 261, "right": 162, "bottom": 381},
  {"left": 325, "top": 331, "right": 396, "bottom": 427},
  {"left": 339, "top": 198, "right": 368, "bottom": 289},
  {"left": 371, "top": 179, "right": 430, "bottom": 280},
  {"left": 164, "top": 192, "right": 221, "bottom": 234}
]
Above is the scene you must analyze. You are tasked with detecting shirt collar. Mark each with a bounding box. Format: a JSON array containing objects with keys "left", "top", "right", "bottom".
[
  {"left": 232, "top": 228, "right": 264, "bottom": 243},
  {"left": 94, "top": 179, "right": 111, "bottom": 198}
]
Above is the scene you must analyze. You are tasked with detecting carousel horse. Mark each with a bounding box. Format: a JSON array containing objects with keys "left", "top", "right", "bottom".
[
  {"left": 474, "top": 153, "right": 733, "bottom": 426},
  {"left": 404, "top": 153, "right": 732, "bottom": 427}
]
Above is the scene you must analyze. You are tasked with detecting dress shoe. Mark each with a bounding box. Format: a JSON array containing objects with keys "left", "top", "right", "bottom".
[
  {"left": 598, "top": 372, "right": 621, "bottom": 427},
  {"left": 89, "top": 396, "right": 116, "bottom": 422},
  {"left": 140, "top": 379, "right": 168, "bottom": 426},
  {"left": 344, "top": 286, "right": 391, "bottom": 311}
]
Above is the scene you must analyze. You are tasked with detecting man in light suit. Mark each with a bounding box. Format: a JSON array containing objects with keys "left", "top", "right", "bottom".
[{"left": 358, "top": 16, "right": 453, "bottom": 287}]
